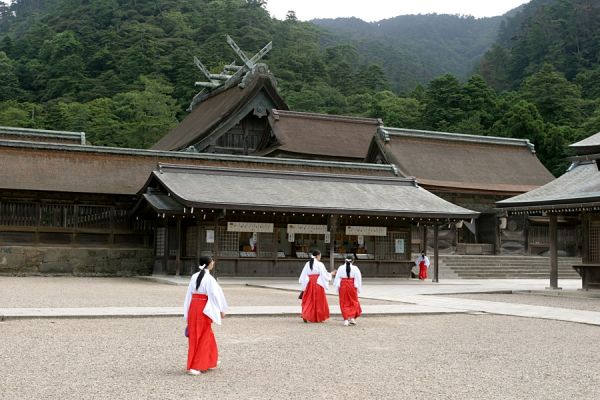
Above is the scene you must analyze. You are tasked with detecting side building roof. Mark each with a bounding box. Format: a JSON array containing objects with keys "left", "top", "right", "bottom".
[
  {"left": 0, "top": 140, "right": 398, "bottom": 196},
  {"left": 256, "top": 110, "right": 382, "bottom": 161},
  {"left": 0, "top": 126, "right": 85, "bottom": 145},
  {"left": 497, "top": 160, "right": 600, "bottom": 212},
  {"left": 570, "top": 131, "right": 600, "bottom": 156},
  {"left": 369, "top": 127, "right": 554, "bottom": 194},
  {"left": 139, "top": 163, "right": 478, "bottom": 219}
]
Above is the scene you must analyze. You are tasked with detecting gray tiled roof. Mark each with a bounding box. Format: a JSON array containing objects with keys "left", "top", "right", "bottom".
[
  {"left": 571, "top": 131, "right": 600, "bottom": 148},
  {"left": 147, "top": 164, "right": 478, "bottom": 218},
  {"left": 497, "top": 161, "right": 600, "bottom": 208}
]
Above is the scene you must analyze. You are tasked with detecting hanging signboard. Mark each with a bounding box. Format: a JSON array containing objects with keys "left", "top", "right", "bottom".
[
  {"left": 345, "top": 226, "right": 387, "bottom": 236},
  {"left": 206, "top": 229, "right": 215, "bottom": 243},
  {"left": 288, "top": 232, "right": 295, "bottom": 242},
  {"left": 395, "top": 238, "right": 405, "bottom": 254},
  {"left": 227, "top": 222, "right": 273, "bottom": 232},
  {"left": 287, "top": 224, "right": 328, "bottom": 234},
  {"left": 357, "top": 235, "right": 364, "bottom": 245},
  {"left": 324, "top": 232, "right": 331, "bottom": 244}
]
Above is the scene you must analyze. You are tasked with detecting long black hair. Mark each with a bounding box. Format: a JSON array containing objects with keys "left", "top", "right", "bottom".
[
  {"left": 345, "top": 255, "right": 353, "bottom": 278},
  {"left": 309, "top": 249, "right": 321, "bottom": 270},
  {"left": 195, "top": 256, "right": 213, "bottom": 290}
]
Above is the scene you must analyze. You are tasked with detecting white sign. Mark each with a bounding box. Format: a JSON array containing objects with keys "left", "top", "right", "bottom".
[
  {"left": 288, "top": 232, "right": 295, "bottom": 242},
  {"left": 324, "top": 232, "right": 331, "bottom": 244},
  {"left": 227, "top": 222, "right": 273, "bottom": 232},
  {"left": 345, "top": 226, "right": 387, "bottom": 236},
  {"left": 287, "top": 224, "right": 328, "bottom": 234},
  {"left": 206, "top": 229, "right": 214, "bottom": 243},
  {"left": 357, "top": 235, "right": 364, "bottom": 245},
  {"left": 395, "top": 239, "right": 405, "bottom": 254}
]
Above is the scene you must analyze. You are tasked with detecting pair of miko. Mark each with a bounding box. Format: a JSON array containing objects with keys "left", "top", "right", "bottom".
[{"left": 300, "top": 254, "right": 362, "bottom": 326}]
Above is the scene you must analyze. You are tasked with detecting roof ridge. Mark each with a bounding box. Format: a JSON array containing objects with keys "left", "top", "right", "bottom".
[
  {"left": 156, "top": 163, "right": 416, "bottom": 186},
  {"left": 272, "top": 109, "right": 381, "bottom": 125},
  {"left": 0, "top": 126, "right": 85, "bottom": 143},
  {"left": 383, "top": 127, "right": 535, "bottom": 152},
  {"left": 0, "top": 139, "right": 397, "bottom": 173}
]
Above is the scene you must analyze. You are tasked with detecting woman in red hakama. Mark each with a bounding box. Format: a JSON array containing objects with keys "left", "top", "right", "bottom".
[
  {"left": 334, "top": 255, "right": 362, "bottom": 326},
  {"left": 183, "top": 256, "right": 228, "bottom": 375},
  {"left": 416, "top": 251, "right": 430, "bottom": 281},
  {"left": 299, "top": 249, "right": 332, "bottom": 323}
]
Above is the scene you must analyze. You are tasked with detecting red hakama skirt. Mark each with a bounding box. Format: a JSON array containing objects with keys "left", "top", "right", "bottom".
[
  {"left": 301, "top": 274, "right": 330, "bottom": 322},
  {"left": 187, "top": 294, "right": 218, "bottom": 371},
  {"left": 419, "top": 261, "right": 428, "bottom": 280},
  {"left": 339, "top": 278, "right": 362, "bottom": 320}
]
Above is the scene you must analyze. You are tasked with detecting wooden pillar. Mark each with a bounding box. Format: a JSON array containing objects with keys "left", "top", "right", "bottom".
[
  {"left": 195, "top": 219, "right": 202, "bottom": 267},
  {"left": 175, "top": 216, "right": 182, "bottom": 276},
  {"left": 548, "top": 214, "right": 560, "bottom": 289},
  {"left": 433, "top": 224, "right": 439, "bottom": 283},
  {"left": 329, "top": 215, "right": 338, "bottom": 272},
  {"left": 422, "top": 224, "right": 428, "bottom": 254},
  {"left": 163, "top": 217, "right": 169, "bottom": 275},
  {"left": 581, "top": 212, "right": 590, "bottom": 263},
  {"left": 213, "top": 216, "right": 220, "bottom": 280}
]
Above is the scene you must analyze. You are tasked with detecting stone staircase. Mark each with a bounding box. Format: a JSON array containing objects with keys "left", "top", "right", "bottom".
[{"left": 437, "top": 255, "right": 582, "bottom": 279}]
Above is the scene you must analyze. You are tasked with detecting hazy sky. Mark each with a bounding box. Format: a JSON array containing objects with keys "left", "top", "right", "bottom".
[{"left": 265, "top": 0, "right": 531, "bottom": 22}]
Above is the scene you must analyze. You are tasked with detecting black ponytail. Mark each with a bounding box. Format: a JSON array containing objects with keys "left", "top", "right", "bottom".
[
  {"left": 309, "top": 249, "right": 321, "bottom": 271},
  {"left": 196, "top": 256, "right": 212, "bottom": 290},
  {"left": 345, "top": 255, "right": 353, "bottom": 278}
]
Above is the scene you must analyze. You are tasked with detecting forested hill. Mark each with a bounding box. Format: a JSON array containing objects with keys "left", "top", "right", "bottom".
[
  {"left": 313, "top": 14, "right": 503, "bottom": 93},
  {"left": 0, "top": 0, "right": 599, "bottom": 178},
  {"left": 480, "top": 0, "right": 600, "bottom": 92}
]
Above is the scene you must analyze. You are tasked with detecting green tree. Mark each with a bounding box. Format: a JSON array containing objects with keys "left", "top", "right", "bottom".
[
  {"left": 0, "top": 51, "right": 22, "bottom": 101},
  {"left": 422, "top": 74, "right": 464, "bottom": 130},
  {"left": 372, "top": 91, "right": 423, "bottom": 128},
  {"left": 520, "top": 63, "right": 583, "bottom": 126}
]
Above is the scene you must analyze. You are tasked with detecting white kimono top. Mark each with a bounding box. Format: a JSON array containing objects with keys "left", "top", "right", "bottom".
[
  {"left": 183, "top": 269, "right": 228, "bottom": 325},
  {"left": 334, "top": 264, "right": 362, "bottom": 294},
  {"left": 299, "top": 259, "right": 331, "bottom": 290},
  {"left": 415, "top": 255, "right": 431, "bottom": 268}
]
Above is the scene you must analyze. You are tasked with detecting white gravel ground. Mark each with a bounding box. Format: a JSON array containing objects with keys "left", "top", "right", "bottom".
[
  {"left": 1, "top": 315, "right": 598, "bottom": 400},
  {"left": 443, "top": 293, "right": 600, "bottom": 312}
]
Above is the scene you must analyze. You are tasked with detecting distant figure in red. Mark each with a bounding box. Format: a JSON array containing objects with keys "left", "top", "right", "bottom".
[
  {"left": 299, "top": 249, "right": 332, "bottom": 323},
  {"left": 415, "top": 251, "right": 430, "bottom": 280},
  {"left": 334, "top": 255, "right": 362, "bottom": 326},
  {"left": 183, "top": 256, "right": 228, "bottom": 375}
]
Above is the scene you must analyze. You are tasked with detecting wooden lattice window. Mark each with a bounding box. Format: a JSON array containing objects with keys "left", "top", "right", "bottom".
[
  {"left": 257, "top": 232, "right": 275, "bottom": 258},
  {"left": 185, "top": 226, "right": 198, "bottom": 257},
  {"left": 590, "top": 221, "right": 600, "bottom": 263},
  {"left": 155, "top": 227, "right": 165, "bottom": 257},
  {"left": 217, "top": 226, "right": 239, "bottom": 257},
  {"left": 78, "top": 206, "right": 112, "bottom": 229},
  {"left": 0, "top": 201, "right": 37, "bottom": 226},
  {"left": 374, "top": 230, "right": 410, "bottom": 261}
]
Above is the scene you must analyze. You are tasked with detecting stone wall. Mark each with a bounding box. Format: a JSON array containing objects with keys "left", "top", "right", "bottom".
[{"left": 0, "top": 246, "right": 154, "bottom": 276}]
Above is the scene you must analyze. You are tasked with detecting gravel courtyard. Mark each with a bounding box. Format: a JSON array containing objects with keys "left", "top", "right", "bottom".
[
  {"left": 1, "top": 277, "right": 599, "bottom": 399},
  {"left": 1, "top": 315, "right": 598, "bottom": 400}
]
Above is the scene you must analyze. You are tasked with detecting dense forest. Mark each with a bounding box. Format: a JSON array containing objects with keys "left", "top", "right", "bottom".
[
  {"left": 0, "top": 0, "right": 599, "bottom": 176},
  {"left": 314, "top": 14, "right": 503, "bottom": 93}
]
